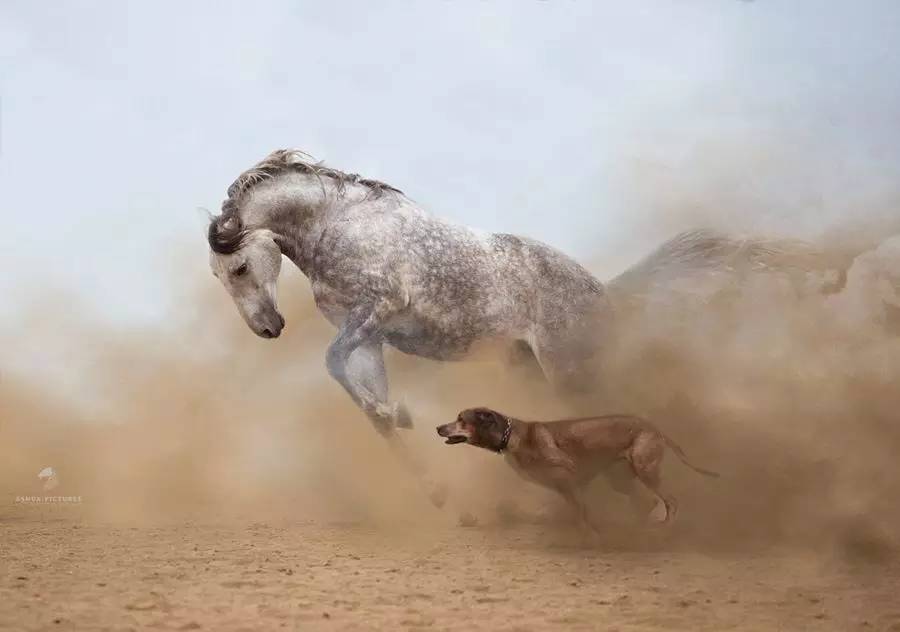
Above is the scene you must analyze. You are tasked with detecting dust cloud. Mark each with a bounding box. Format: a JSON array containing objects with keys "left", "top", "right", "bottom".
[
  {"left": 0, "top": 263, "right": 561, "bottom": 529},
  {"left": 1, "top": 176, "right": 899, "bottom": 566}
]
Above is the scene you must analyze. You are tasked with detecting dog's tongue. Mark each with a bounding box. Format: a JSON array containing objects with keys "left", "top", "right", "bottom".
[{"left": 445, "top": 436, "right": 467, "bottom": 445}]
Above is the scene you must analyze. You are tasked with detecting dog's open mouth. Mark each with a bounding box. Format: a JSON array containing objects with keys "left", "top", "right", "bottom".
[{"left": 444, "top": 436, "right": 468, "bottom": 445}]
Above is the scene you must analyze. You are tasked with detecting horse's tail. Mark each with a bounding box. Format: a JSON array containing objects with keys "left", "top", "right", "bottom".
[
  {"left": 605, "top": 229, "right": 851, "bottom": 311},
  {"left": 657, "top": 430, "right": 720, "bottom": 479}
]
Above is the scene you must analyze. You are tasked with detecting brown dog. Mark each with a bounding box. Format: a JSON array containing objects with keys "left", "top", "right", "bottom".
[{"left": 436, "top": 407, "right": 718, "bottom": 531}]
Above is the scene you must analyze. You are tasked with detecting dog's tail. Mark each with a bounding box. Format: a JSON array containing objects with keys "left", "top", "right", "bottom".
[{"left": 659, "top": 431, "right": 720, "bottom": 478}]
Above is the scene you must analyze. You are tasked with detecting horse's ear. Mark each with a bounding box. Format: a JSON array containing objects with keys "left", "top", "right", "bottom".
[
  {"left": 220, "top": 216, "right": 240, "bottom": 233},
  {"left": 272, "top": 233, "right": 293, "bottom": 257},
  {"left": 194, "top": 207, "right": 214, "bottom": 238}
]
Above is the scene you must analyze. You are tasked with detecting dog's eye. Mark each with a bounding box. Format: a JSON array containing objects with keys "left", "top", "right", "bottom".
[{"left": 233, "top": 263, "right": 248, "bottom": 277}]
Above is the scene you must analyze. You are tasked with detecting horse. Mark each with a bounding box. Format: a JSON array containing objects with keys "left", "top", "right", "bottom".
[{"left": 206, "top": 149, "right": 841, "bottom": 501}]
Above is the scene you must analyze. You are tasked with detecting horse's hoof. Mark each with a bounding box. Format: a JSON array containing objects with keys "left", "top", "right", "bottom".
[
  {"left": 458, "top": 511, "right": 479, "bottom": 527},
  {"left": 372, "top": 417, "right": 395, "bottom": 437},
  {"left": 428, "top": 482, "right": 449, "bottom": 509},
  {"left": 395, "top": 402, "right": 413, "bottom": 429}
]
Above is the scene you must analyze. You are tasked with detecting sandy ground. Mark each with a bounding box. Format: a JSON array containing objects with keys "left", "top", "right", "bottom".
[{"left": 2, "top": 513, "right": 898, "bottom": 632}]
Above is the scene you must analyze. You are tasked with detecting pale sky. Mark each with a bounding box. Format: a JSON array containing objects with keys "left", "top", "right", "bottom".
[{"left": 1, "top": 0, "right": 898, "bottom": 326}]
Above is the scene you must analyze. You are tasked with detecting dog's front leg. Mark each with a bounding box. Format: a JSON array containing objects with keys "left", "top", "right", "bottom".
[{"left": 556, "top": 486, "right": 602, "bottom": 536}]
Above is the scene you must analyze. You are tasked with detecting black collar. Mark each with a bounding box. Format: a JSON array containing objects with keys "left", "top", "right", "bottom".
[{"left": 496, "top": 418, "right": 512, "bottom": 453}]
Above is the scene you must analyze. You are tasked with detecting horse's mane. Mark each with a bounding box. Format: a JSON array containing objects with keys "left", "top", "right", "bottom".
[
  {"left": 209, "top": 149, "right": 403, "bottom": 254},
  {"left": 227, "top": 149, "right": 402, "bottom": 203}
]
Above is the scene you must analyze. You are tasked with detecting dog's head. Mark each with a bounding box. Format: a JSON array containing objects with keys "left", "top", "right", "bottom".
[{"left": 436, "top": 407, "right": 510, "bottom": 452}]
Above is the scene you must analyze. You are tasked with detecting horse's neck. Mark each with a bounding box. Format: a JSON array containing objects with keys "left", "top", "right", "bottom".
[
  {"left": 277, "top": 216, "right": 330, "bottom": 276},
  {"left": 270, "top": 207, "right": 340, "bottom": 277},
  {"left": 246, "top": 177, "right": 364, "bottom": 276}
]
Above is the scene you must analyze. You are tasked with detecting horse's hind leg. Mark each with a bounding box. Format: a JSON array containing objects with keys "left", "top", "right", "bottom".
[
  {"left": 530, "top": 293, "right": 613, "bottom": 405},
  {"left": 531, "top": 325, "right": 606, "bottom": 405},
  {"left": 505, "top": 340, "right": 546, "bottom": 383}
]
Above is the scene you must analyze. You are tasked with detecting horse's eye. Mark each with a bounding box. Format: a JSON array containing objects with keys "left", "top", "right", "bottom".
[{"left": 233, "top": 263, "right": 248, "bottom": 277}]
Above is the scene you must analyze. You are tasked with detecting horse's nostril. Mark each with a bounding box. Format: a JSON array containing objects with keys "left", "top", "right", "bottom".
[
  {"left": 278, "top": 314, "right": 286, "bottom": 328},
  {"left": 261, "top": 328, "right": 274, "bottom": 338}
]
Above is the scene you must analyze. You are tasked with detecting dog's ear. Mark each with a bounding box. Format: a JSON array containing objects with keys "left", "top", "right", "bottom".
[{"left": 475, "top": 408, "right": 500, "bottom": 424}]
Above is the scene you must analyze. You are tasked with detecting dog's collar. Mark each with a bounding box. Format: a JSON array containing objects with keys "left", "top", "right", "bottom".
[{"left": 496, "top": 418, "right": 512, "bottom": 453}]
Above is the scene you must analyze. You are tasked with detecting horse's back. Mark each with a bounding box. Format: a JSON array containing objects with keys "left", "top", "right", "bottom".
[
  {"left": 488, "top": 232, "right": 615, "bottom": 393},
  {"left": 323, "top": 204, "right": 612, "bottom": 365},
  {"left": 489, "top": 232, "right": 611, "bottom": 323},
  {"left": 491, "top": 233, "right": 606, "bottom": 295}
]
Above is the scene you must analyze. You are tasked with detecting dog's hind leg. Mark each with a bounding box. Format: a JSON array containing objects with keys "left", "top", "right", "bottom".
[
  {"left": 627, "top": 433, "right": 678, "bottom": 525},
  {"left": 605, "top": 461, "right": 656, "bottom": 523}
]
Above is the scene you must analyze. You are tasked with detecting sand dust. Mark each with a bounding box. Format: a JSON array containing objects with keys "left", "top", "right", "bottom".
[{"left": 3, "top": 230, "right": 900, "bottom": 630}]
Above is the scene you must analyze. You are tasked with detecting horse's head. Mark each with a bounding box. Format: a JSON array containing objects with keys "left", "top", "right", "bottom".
[{"left": 207, "top": 212, "right": 285, "bottom": 339}]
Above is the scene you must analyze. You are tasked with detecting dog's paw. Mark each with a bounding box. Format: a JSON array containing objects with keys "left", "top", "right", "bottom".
[
  {"left": 457, "top": 511, "right": 479, "bottom": 528},
  {"left": 646, "top": 499, "right": 670, "bottom": 526}
]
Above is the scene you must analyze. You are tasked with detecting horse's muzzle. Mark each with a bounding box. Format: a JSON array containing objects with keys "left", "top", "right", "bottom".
[{"left": 258, "top": 312, "right": 285, "bottom": 339}]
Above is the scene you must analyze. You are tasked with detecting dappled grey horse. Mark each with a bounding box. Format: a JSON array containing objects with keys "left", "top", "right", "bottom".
[
  {"left": 206, "top": 149, "right": 841, "bottom": 492},
  {"left": 208, "top": 150, "right": 617, "bottom": 433}
]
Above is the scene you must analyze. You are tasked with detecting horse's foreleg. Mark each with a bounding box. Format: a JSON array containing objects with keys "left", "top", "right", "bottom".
[
  {"left": 327, "top": 310, "right": 448, "bottom": 507},
  {"left": 325, "top": 304, "right": 408, "bottom": 434},
  {"left": 346, "top": 343, "right": 412, "bottom": 430}
]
